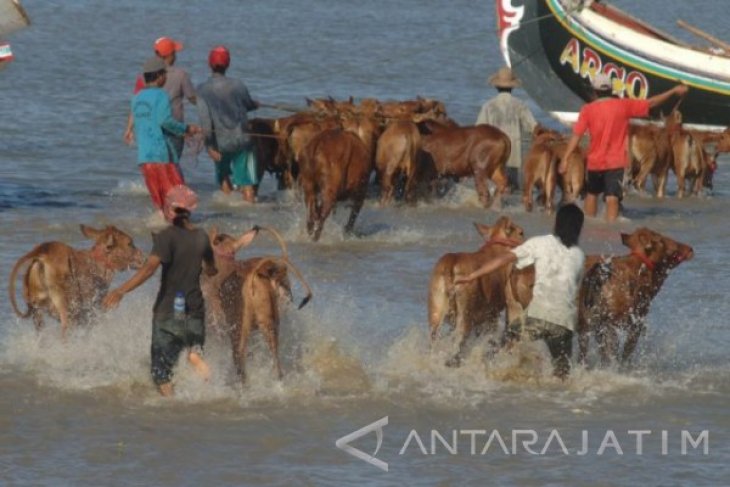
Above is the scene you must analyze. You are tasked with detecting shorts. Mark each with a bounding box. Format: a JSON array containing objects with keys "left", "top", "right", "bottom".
[
  {"left": 215, "top": 149, "right": 258, "bottom": 188},
  {"left": 586, "top": 168, "right": 624, "bottom": 199},
  {"left": 140, "top": 163, "right": 184, "bottom": 210},
  {"left": 506, "top": 317, "right": 573, "bottom": 378},
  {"left": 151, "top": 315, "right": 205, "bottom": 385}
]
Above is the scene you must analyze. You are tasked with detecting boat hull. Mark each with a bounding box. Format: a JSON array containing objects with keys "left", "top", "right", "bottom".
[{"left": 496, "top": 0, "right": 730, "bottom": 129}]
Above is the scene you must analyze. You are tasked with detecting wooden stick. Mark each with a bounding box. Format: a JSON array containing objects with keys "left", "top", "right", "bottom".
[{"left": 676, "top": 19, "right": 730, "bottom": 52}]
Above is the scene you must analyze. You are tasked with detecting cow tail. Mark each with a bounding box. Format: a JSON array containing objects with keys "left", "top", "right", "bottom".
[{"left": 8, "top": 247, "right": 44, "bottom": 318}]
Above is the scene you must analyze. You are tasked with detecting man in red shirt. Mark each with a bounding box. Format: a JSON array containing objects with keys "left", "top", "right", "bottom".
[{"left": 560, "top": 74, "right": 688, "bottom": 222}]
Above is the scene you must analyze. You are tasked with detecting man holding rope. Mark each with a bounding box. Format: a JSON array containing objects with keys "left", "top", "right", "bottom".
[
  {"left": 560, "top": 74, "right": 688, "bottom": 222},
  {"left": 197, "top": 45, "right": 261, "bottom": 203}
]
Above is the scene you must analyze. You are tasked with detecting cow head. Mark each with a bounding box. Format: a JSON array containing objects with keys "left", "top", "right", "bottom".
[
  {"left": 621, "top": 228, "right": 694, "bottom": 270},
  {"left": 80, "top": 224, "right": 145, "bottom": 271},
  {"left": 474, "top": 216, "right": 525, "bottom": 244},
  {"left": 208, "top": 227, "right": 258, "bottom": 263}
]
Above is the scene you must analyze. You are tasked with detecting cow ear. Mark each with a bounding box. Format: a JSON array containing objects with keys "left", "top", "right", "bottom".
[
  {"left": 473, "top": 222, "right": 491, "bottom": 239},
  {"left": 80, "top": 224, "right": 102, "bottom": 240},
  {"left": 620, "top": 233, "right": 631, "bottom": 246},
  {"left": 208, "top": 226, "right": 219, "bottom": 243}
]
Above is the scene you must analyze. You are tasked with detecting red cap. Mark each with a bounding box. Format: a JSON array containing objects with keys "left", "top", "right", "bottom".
[
  {"left": 208, "top": 45, "right": 230, "bottom": 69},
  {"left": 164, "top": 185, "right": 198, "bottom": 222},
  {"left": 154, "top": 37, "right": 183, "bottom": 57}
]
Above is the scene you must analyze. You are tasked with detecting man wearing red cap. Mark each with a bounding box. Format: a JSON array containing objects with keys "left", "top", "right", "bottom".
[
  {"left": 104, "top": 185, "right": 216, "bottom": 397},
  {"left": 196, "top": 45, "right": 260, "bottom": 202},
  {"left": 125, "top": 36, "right": 197, "bottom": 168}
]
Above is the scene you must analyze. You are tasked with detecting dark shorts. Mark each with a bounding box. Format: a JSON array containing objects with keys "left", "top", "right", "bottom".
[
  {"left": 151, "top": 315, "right": 205, "bottom": 385},
  {"left": 506, "top": 317, "right": 573, "bottom": 378},
  {"left": 586, "top": 168, "right": 624, "bottom": 199}
]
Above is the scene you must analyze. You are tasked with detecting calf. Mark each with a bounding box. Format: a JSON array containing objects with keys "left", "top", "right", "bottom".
[
  {"left": 8, "top": 225, "right": 144, "bottom": 338},
  {"left": 375, "top": 120, "right": 422, "bottom": 204},
  {"left": 299, "top": 128, "right": 373, "bottom": 241},
  {"left": 522, "top": 126, "right": 585, "bottom": 213},
  {"left": 578, "top": 228, "right": 693, "bottom": 365},
  {"left": 220, "top": 255, "right": 312, "bottom": 383},
  {"left": 419, "top": 122, "right": 510, "bottom": 208},
  {"left": 628, "top": 124, "right": 672, "bottom": 197},
  {"left": 428, "top": 216, "right": 525, "bottom": 366}
]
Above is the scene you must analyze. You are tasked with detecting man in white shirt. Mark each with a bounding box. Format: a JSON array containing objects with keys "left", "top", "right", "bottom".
[
  {"left": 476, "top": 67, "right": 537, "bottom": 192},
  {"left": 455, "top": 204, "right": 585, "bottom": 379}
]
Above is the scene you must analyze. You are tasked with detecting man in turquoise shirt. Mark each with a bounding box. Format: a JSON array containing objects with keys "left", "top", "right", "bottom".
[{"left": 131, "top": 57, "right": 200, "bottom": 214}]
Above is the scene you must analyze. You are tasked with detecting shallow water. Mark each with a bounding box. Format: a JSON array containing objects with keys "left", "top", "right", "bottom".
[{"left": 1, "top": 1, "right": 729, "bottom": 485}]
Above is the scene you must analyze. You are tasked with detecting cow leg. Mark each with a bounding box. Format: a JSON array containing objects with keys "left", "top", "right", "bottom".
[
  {"left": 595, "top": 324, "right": 618, "bottom": 366},
  {"left": 380, "top": 169, "right": 396, "bottom": 206},
  {"left": 522, "top": 172, "right": 535, "bottom": 212},
  {"left": 656, "top": 170, "right": 669, "bottom": 199},
  {"left": 302, "top": 184, "right": 317, "bottom": 236},
  {"left": 446, "top": 313, "right": 471, "bottom": 368},
  {"left": 676, "top": 172, "right": 686, "bottom": 199},
  {"left": 577, "top": 329, "right": 590, "bottom": 365},
  {"left": 635, "top": 156, "right": 655, "bottom": 195},
  {"left": 48, "top": 291, "right": 70, "bottom": 340},
  {"left": 313, "top": 188, "right": 337, "bottom": 242},
  {"left": 473, "top": 170, "right": 492, "bottom": 208},
  {"left": 545, "top": 170, "right": 557, "bottom": 215},
  {"left": 260, "top": 322, "right": 283, "bottom": 380},
  {"left": 235, "top": 326, "right": 250, "bottom": 383},
  {"left": 344, "top": 191, "right": 366, "bottom": 235},
  {"left": 621, "top": 322, "right": 644, "bottom": 364}
]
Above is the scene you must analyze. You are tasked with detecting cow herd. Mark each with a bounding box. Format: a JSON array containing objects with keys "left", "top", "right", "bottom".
[
  {"left": 249, "top": 97, "right": 511, "bottom": 240},
  {"left": 248, "top": 98, "right": 730, "bottom": 238}
]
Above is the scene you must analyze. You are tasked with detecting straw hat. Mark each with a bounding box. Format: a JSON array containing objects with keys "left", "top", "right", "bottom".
[{"left": 489, "top": 67, "right": 521, "bottom": 88}]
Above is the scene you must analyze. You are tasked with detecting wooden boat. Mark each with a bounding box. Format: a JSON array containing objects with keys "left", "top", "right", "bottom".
[
  {"left": 0, "top": 0, "right": 31, "bottom": 70},
  {"left": 496, "top": 0, "right": 730, "bottom": 130}
]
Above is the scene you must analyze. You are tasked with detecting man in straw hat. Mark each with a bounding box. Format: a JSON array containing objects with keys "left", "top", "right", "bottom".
[
  {"left": 104, "top": 185, "right": 217, "bottom": 397},
  {"left": 560, "top": 73, "right": 688, "bottom": 222},
  {"left": 476, "top": 66, "right": 537, "bottom": 192}
]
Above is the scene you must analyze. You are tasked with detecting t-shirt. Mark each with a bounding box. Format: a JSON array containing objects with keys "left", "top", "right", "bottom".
[
  {"left": 511, "top": 235, "right": 585, "bottom": 331},
  {"left": 573, "top": 98, "right": 650, "bottom": 171},
  {"left": 197, "top": 73, "right": 258, "bottom": 153},
  {"left": 131, "top": 87, "right": 187, "bottom": 164},
  {"left": 476, "top": 92, "right": 537, "bottom": 168},
  {"left": 133, "top": 66, "right": 195, "bottom": 122},
  {"left": 151, "top": 226, "right": 214, "bottom": 319}
]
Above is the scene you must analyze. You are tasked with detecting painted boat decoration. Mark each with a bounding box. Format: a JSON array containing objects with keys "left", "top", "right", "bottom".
[
  {"left": 0, "top": 0, "right": 31, "bottom": 69},
  {"left": 496, "top": 0, "right": 730, "bottom": 130}
]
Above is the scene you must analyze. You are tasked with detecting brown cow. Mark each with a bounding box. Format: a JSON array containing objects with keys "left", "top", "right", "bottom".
[
  {"left": 375, "top": 120, "right": 422, "bottom": 204},
  {"left": 8, "top": 225, "right": 144, "bottom": 337},
  {"left": 419, "top": 122, "right": 510, "bottom": 207},
  {"left": 523, "top": 126, "right": 585, "bottom": 212},
  {"left": 628, "top": 123, "right": 673, "bottom": 197},
  {"left": 220, "top": 254, "right": 312, "bottom": 382},
  {"left": 428, "top": 216, "right": 525, "bottom": 366},
  {"left": 248, "top": 118, "right": 283, "bottom": 189},
  {"left": 578, "top": 228, "right": 693, "bottom": 365},
  {"left": 299, "top": 122, "right": 374, "bottom": 241}
]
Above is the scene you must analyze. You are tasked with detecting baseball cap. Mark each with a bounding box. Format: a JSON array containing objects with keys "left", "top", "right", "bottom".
[
  {"left": 154, "top": 37, "right": 183, "bottom": 57},
  {"left": 164, "top": 185, "right": 198, "bottom": 221},
  {"left": 208, "top": 45, "right": 230, "bottom": 69},
  {"left": 592, "top": 73, "right": 613, "bottom": 91},
  {"left": 142, "top": 56, "right": 167, "bottom": 75}
]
